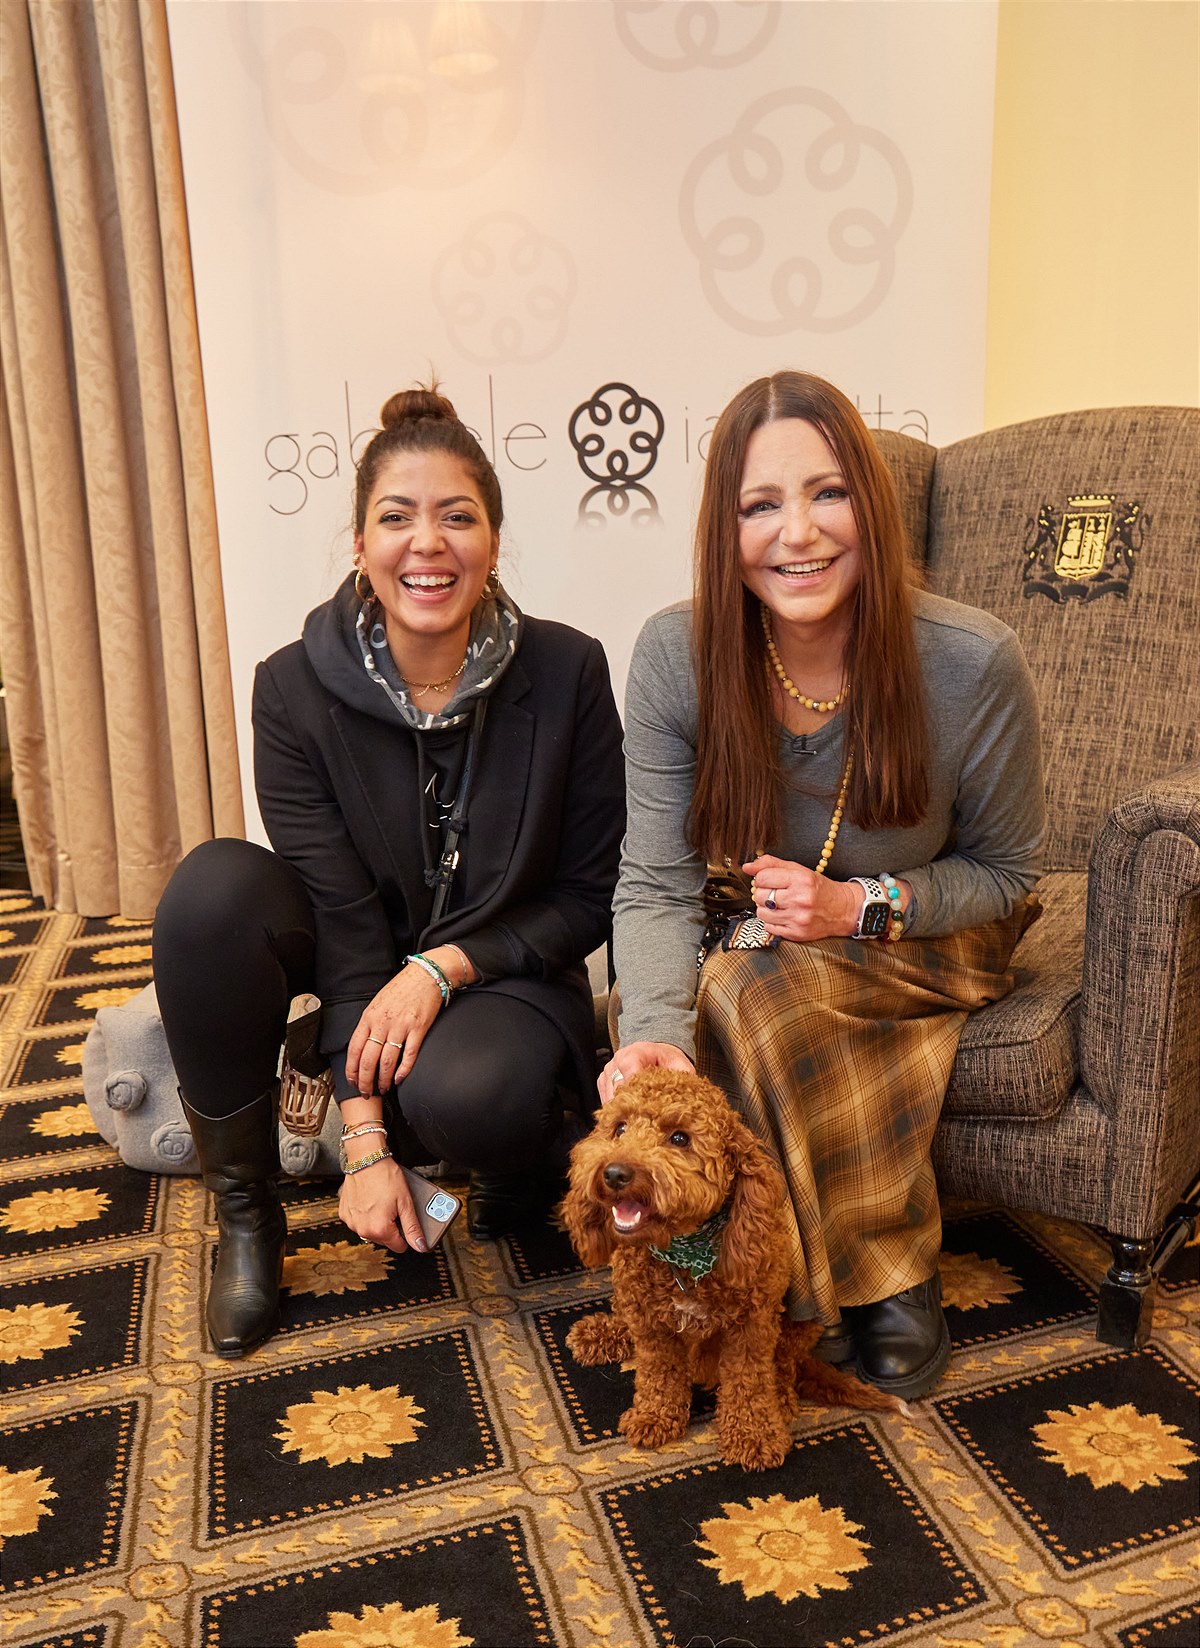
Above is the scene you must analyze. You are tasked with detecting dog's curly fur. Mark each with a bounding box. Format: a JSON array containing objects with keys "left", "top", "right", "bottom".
[{"left": 560, "top": 1069, "right": 899, "bottom": 1471}]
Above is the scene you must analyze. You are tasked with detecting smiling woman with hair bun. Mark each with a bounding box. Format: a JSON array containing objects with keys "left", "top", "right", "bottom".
[{"left": 152, "top": 382, "right": 625, "bottom": 1359}]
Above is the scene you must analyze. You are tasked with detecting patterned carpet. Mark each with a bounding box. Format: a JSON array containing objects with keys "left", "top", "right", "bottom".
[{"left": 1, "top": 890, "right": 1197, "bottom": 1648}]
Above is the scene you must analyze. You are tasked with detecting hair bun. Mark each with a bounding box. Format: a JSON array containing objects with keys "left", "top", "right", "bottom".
[{"left": 379, "top": 384, "right": 460, "bottom": 430}]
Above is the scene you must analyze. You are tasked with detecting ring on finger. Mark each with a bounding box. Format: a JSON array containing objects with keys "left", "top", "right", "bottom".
[
  {"left": 610, "top": 1069, "right": 625, "bottom": 1088},
  {"left": 367, "top": 1034, "right": 385, "bottom": 1046},
  {"left": 386, "top": 1039, "right": 403, "bottom": 1051},
  {"left": 766, "top": 889, "right": 777, "bottom": 911}
]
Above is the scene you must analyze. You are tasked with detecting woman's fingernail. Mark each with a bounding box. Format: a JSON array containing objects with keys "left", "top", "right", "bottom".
[{"left": 413, "top": 1236, "right": 427, "bottom": 1252}]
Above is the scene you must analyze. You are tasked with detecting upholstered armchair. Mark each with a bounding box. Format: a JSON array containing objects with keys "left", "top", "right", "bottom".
[{"left": 874, "top": 407, "right": 1200, "bottom": 1348}]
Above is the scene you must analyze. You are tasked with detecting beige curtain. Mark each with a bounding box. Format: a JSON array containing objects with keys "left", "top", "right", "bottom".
[{"left": 0, "top": 0, "right": 244, "bottom": 917}]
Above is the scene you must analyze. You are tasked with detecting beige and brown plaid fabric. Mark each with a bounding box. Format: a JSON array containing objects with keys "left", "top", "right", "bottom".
[{"left": 695, "top": 898, "right": 1038, "bottom": 1323}]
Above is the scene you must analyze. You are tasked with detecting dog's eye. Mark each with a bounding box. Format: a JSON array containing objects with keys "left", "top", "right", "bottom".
[
  {"left": 668, "top": 1130, "right": 690, "bottom": 1147},
  {"left": 613, "top": 1121, "right": 626, "bottom": 1137}
]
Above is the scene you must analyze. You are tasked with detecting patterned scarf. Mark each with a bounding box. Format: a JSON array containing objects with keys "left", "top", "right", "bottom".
[
  {"left": 355, "top": 586, "right": 522, "bottom": 731},
  {"left": 649, "top": 1206, "right": 730, "bottom": 1283}
]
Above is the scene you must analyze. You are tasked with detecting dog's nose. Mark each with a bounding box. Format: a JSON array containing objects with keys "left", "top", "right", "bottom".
[{"left": 603, "top": 1162, "right": 634, "bottom": 1192}]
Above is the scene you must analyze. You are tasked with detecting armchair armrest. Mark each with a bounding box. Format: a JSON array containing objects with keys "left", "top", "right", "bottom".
[{"left": 1080, "top": 760, "right": 1200, "bottom": 1238}]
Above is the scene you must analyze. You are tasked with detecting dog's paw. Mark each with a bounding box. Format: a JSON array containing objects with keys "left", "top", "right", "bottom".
[
  {"left": 618, "top": 1405, "right": 688, "bottom": 1449},
  {"left": 566, "top": 1312, "right": 633, "bottom": 1366},
  {"left": 718, "top": 1423, "right": 792, "bottom": 1472}
]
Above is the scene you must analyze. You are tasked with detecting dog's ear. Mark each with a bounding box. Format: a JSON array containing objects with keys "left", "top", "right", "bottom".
[
  {"left": 558, "top": 1177, "right": 616, "bottom": 1270},
  {"left": 715, "top": 1114, "right": 786, "bottom": 1294}
]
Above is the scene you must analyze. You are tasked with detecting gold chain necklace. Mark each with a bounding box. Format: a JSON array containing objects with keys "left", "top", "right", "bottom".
[
  {"left": 761, "top": 604, "right": 846, "bottom": 713},
  {"left": 404, "top": 655, "right": 467, "bottom": 700}
]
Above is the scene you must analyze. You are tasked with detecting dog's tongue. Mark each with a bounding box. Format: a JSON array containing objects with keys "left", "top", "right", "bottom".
[{"left": 612, "top": 1200, "right": 645, "bottom": 1232}]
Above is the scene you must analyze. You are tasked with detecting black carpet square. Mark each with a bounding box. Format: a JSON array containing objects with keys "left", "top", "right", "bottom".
[
  {"left": 0, "top": 948, "right": 31, "bottom": 986},
  {"left": 0, "top": 1400, "right": 139, "bottom": 1590},
  {"left": 207, "top": 1330, "right": 503, "bottom": 1538},
  {"left": 503, "top": 1217, "right": 586, "bottom": 1284},
  {"left": 938, "top": 1210, "right": 1096, "bottom": 1347},
  {"left": 938, "top": 1346, "right": 1199, "bottom": 1567},
  {"left": 1118, "top": 1600, "right": 1200, "bottom": 1647},
  {"left": 200, "top": 1516, "right": 552, "bottom": 1646},
  {"left": 274, "top": 1219, "right": 458, "bottom": 1331},
  {"left": 30, "top": 975, "right": 150, "bottom": 1029},
  {"left": 598, "top": 1422, "right": 983, "bottom": 1647},
  {"left": 5, "top": 1030, "right": 92, "bottom": 1088},
  {"left": 0, "top": 1161, "right": 160, "bottom": 1258},
  {"left": 53, "top": 936, "right": 155, "bottom": 979},
  {"left": 0, "top": 1092, "right": 104, "bottom": 1161},
  {"left": 0, "top": 1256, "right": 149, "bottom": 1391}
]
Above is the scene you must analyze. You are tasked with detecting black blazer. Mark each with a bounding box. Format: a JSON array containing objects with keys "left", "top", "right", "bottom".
[{"left": 251, "top": 607, "right": 626, "bottom": 1104}]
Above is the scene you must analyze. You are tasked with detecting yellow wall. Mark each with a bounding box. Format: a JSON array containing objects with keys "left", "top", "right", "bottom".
[{"left": 986, "top": 0, "right": 1199, "bottom": 428}]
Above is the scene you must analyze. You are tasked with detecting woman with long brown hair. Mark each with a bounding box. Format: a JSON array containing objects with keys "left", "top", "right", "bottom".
[{"left": 601, "top": 371, "right": 1044, "bottom": 1399}]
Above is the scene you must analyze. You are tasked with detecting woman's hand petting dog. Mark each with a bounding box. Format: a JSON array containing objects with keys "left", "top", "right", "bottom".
[{"left": 561, "top": 1069, "right": 900, "bottom": 1471}]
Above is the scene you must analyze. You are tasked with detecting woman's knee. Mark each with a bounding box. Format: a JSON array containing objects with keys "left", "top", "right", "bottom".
[{"left": 155, "top": 839, "right": 309, "bottom": 951}]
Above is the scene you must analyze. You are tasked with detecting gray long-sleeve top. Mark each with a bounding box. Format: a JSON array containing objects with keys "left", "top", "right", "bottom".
[{"left": 613, "top": 591, "right": 1046, "bottom": 1058}]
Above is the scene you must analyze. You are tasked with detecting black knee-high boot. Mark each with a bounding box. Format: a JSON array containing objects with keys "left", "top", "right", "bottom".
[{"left": 182, "top": 1090, "right": 287, "bottom": 1357}]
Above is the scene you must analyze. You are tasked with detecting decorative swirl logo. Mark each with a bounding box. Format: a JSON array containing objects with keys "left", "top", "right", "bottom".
[
  {"left": 569, "top": 383, "right": 664, "bottom": 484},
  {"left": 432, "top": 214, "right": 577, "bottom": 365},
  {"left": 614, "top": 1, "right": 779, "bottom": 71},
  {"left": 577, "top": 482, "right": 660, "bottom": 530},
  {"left": 226, "top": 4, "right": 541, "bottom": 194},
  {"left": 680, "top": 88, "right": 913, "bottom": 334}
]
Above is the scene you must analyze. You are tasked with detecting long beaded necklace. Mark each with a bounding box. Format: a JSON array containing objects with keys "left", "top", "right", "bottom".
[
  {"left": 755, "top": 603, "right": 852, "bottom": 876},
  {"left": 404, "top": 654, "right": 467, "bottom": 701},
  {"left": 760, "top": 603, "right": 846, "bottom": 712}
]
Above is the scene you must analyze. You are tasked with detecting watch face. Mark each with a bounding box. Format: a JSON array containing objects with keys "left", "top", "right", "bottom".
[{"left": 859, "top": 901, "right": 891, "bottom": 937}]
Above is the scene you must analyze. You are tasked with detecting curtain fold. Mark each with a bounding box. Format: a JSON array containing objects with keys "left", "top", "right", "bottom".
[{"left": 0, "top": 0, "right": 243, "bottom": 918}]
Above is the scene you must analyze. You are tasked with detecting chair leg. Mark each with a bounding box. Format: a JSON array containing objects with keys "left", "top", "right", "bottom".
[{"left": 1096, "top": 1236, "right": 1155, "bottom": 1349}]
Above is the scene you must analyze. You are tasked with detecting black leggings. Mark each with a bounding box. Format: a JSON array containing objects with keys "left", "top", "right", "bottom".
[{"left": 152, "top": 838, "right": 572, "bottom": 1171}]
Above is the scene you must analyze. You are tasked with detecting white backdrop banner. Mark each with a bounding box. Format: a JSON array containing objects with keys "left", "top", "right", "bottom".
[{"left": 167, "top": 0, "right": 998, "bottom": 837}]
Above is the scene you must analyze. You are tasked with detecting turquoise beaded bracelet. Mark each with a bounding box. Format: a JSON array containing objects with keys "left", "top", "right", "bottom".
[
  {"left": 405, "top": 952, "right": 452, "bottom": 1005},
  {"left": 880, "top": 874, "right": 905, "bottom": 941}
]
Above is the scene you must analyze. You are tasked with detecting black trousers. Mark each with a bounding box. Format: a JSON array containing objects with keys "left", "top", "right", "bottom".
[{"left": 152, "top": 838, "right": 573, "bottom": 1171}]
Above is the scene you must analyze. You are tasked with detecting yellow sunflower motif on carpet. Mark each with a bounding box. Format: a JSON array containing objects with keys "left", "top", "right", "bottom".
[
  {"left": 88, "top": 943, "right": 153, "bottom": 967},
  {"left": 284, "top": 1240, "right": 391, "bottom": 1297},
  {"left": 939, "top": 1250, "right": 1022, "bottom": 1311},
  {"left": 0, "top": 1465, "right": 57, "bottom": 1542},
  {"left": 697, "top": 1492, "right": 870, "bottom": 1602},
  {"left": 30, "top": 1103, "right": 98, "bottom": 1139},
  {"left": 74, "top": 985, "right": 143, "bottom": 1013},
  {"left": 295, "top": 1600, "right": 472, "bottom": 1648},
  {"left": 276, "top": 1383, "right": 425, "bottom": 1466},
  {"left": 0, "top": 927, "right": 15, "bottom": 944},
  {"left": 1033, "top": 1400, "right": 1196, "bottom": 1490},
  {"left": 0, "top": 1300, "right": 84, "bottom": 1363},
  {"left": 0, "top": 1185, "right": 110, "bottom": 1234},
  {"left": 55, "top": 1041, "right": 87, "bottom": 1070}
]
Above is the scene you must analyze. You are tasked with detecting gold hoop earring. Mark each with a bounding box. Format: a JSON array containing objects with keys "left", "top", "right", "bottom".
[
  {"left": 483, "top": 566, "right": 500, "bottom": 600},
  {"left": 354, "top": 567, "right": 374, "bottom": 602}
]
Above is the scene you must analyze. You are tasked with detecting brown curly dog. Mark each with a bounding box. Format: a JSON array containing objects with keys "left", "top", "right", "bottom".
[{"left": 560, "top": 1069, "right": 900, "bottom": 1471}]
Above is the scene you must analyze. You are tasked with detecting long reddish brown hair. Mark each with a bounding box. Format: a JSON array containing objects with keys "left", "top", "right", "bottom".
[{"left": 690, "top": 371, "right": 928, "bottom": 864}]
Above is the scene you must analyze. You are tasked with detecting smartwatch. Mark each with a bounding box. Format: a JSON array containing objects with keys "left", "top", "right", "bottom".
[{"left": 849, "top": 876, "right": 892, "bottom": 939}]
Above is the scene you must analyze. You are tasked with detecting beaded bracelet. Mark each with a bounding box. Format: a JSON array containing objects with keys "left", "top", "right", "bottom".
[
  {"left": 880, "top": 873, "right": 905, "bottom": 942},
  {"left": 340, "top": 1146, "right": 392, "bottom": 1175},
  {"left": 340, "top": 1121, "right": 388, "bottom": 1142},
  {"left": 405, "top": 952, "right": 452, "bottom": 1005}
]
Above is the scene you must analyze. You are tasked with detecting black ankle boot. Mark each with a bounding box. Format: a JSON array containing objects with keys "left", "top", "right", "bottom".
[
  {"left": 466, "top": 1169, "right": 562, "bottom": 1241},
  {"left": 182, "top": 1090, "right": 287, "bottom": 1357},
  {"left": 851, "top": 1273, "right": 950, "bottom": 1400}
]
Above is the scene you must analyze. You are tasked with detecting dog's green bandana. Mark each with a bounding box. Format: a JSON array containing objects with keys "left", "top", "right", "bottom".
[{"left": 649, "top": 1207, "right": 730, "bottom": 1284}]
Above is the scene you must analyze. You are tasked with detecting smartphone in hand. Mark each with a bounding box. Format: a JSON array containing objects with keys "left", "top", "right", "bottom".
[{"left": 402, "top": 1166, "right": 461, "bottom": 1248}]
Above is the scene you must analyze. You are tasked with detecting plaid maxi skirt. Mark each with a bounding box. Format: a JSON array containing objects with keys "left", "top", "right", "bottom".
[{"left": 695, "top": 898, "right": 1037, "bottom": 1324}]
